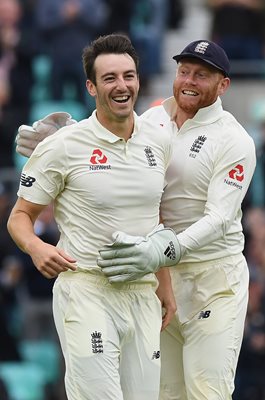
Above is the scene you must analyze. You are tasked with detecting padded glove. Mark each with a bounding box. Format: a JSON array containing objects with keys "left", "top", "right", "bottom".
[
  {"left": 16, "top": 112, "right": 77, "bottom": 157},
  {"left": 97, "top": 225, "right": 182, "bottom": 282}
]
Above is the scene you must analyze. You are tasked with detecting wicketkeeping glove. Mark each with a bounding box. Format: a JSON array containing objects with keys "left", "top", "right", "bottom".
[
  {"left": 16, "top": 112, "right": 77, "bottom": 157},
  {"left": 97, "top": 225, "right": 182, "bottom": 282}
]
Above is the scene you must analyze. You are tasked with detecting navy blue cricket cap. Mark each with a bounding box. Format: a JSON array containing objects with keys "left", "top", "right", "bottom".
[{"left": 173, "top": 40, "right": 230, "bottom": 77}]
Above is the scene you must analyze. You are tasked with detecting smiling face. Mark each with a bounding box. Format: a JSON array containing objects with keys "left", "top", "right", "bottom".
[
  {"left": 86, "top": 53, "right": 139, "bottom": 128},
  {"left": 173, "top": 58, "right": 230, "bottom": 122}
]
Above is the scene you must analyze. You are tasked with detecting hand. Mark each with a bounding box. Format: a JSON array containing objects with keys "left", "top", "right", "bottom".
[
  {"left": 28, "top": 240, "right": 77, "bottom": 279},
  {"left": 97, "top": 226, "right": 182, "bottom": 282},
  {"left": 16, "top": 112, "right": 77, "bottom": 157},
  {"left": 156, "top": 268, "right": 177, "bottom": 330},
  {"left": 16, "top": 125, "right": 42, "bottom": 158}
]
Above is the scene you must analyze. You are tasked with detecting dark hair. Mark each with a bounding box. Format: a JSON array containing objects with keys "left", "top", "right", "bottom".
[{"left": 82, "top": 34, "right": 139, "bottom": 84}]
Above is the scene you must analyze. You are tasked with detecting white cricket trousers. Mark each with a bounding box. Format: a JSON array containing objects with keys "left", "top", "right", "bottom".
[
  {"left": 159, "top": 253, "right": 249, "bottom": 400},
  {"left": 52, "top": 271, "right": 162, "bottom": 400}
]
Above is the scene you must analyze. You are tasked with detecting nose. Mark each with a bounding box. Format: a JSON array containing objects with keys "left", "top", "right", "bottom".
[
  {"left": 185, "top": 72, "right": 196, "bottom": 84},
  {"left": 116, "top": 77, "right": 127, "bottom": 90}
]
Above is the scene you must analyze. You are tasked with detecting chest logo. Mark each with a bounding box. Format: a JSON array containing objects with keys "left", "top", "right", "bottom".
[
  {"left": 189, "top": 135, "right": 207, "bottom": 158},
  {"left": 144, "top": 146, "right": 157, "bottom": 167},
  {"left": 90, "top": 149, "right": 107, "bottom": 164},
  {"left": 91, "top": 331, "right": 103, "bottom": 354}
]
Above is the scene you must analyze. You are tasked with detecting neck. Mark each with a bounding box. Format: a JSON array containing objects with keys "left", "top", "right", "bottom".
[
  {"left": 96, "top": 112, "right": 134, "bottom": 141},
  {"left": 174, "top": 108, "right": 196, "bottom": 129}
]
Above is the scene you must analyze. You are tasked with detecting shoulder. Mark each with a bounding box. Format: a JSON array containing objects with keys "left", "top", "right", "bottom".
[
  {"left": 139, "top": 106, "right": 172, "bottom": 136},
  {"left": 207, "top": 111, "right": 254, "bottom": 147},
  {"left": 221, "top": 112, "right": 255, "bottom": 147},
  {"left": 138, "top": 112, "right": 173, "bottom": 146},
  {"left": 208, "top": 112, "right": 255, "bottom": 162},
  {"left": 140, "top": 105, "right": 170, "bottom": 125}
]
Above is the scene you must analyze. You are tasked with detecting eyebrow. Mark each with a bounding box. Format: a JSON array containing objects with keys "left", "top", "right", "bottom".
[{"left": 101, "top": 69, "right": 137, "bottom": 78}]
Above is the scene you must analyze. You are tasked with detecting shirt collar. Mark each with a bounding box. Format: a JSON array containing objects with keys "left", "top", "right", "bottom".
[
  {"left": 162, "top": 96, "right": 224, "bottom": 125},
  {"left": 90, "top": 110, "right": 141, "bottom": 143}
]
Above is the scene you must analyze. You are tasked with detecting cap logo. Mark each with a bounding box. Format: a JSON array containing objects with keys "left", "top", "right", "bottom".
[{"left": 194, "top": 41, "right": 209, "bottom": 55}]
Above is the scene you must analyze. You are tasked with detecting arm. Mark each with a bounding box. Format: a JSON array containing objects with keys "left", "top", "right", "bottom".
[
  {"left": 156, "top": 268, "right": 176, "bottom": 331},
  {"left": 97, "top": 225, "right": 183, "bottom": 282},
  {"left": 176, "top": 131, "right": 256, "bottom": 252},
  {"left": 7, "top": 198, "right": 76, "bottom": 279},
  {"left": 98, "top": 127, "right": 256, "bottom": 281}
]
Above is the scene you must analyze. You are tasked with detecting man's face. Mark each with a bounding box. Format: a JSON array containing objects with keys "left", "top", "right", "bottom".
[
  {"left": 87, "top": 53, "right": 139, "bottom": 124},
  {"left": 173, "top": 59, "right": 229, "bottom": 116}
]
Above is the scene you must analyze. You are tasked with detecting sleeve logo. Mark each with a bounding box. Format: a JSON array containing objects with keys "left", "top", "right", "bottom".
[
  {"left": 20, "top": 173, "right": 36, "bottom": 187},
  {"left": 224, "top": 164, "right": 244, "bottom": 190},
  {"left": 228, "top": 164, "right": 244, "bottom": 182}
]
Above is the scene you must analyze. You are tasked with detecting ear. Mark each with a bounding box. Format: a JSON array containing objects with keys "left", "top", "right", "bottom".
[
  {"left": 218, "top": 77, "right": 230, "bottom": 96},
  {"left": 86, "top": 80, "right": 96, "bottom": 97}
]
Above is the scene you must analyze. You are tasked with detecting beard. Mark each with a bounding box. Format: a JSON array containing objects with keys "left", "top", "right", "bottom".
[{"left": 176, "top": 95, "right": 201, "bottom": 116}]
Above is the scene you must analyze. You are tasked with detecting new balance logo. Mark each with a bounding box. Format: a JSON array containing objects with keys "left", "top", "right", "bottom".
[
  {"left": 20, "top": 173, "right": 36, "bottom": 187},
  {"left": 152, "top": 351, "right": 160, "bottom": 359},
  {"left": 198, "top": 310, "right": 211, "bottom": 319},
  {"left": 91, "top": 331, "right": 103, "bottom": 353},
  {"left": 164, "top": 241, "right": 176, "bottom": 260}
]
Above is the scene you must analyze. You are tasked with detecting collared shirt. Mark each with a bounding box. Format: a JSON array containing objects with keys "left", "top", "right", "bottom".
[
  {"left": 141, "top": 97, "right": 256, "bottom": 262},
  {"left": 18, "top": 110, "right": 172, "bottom": 273}
]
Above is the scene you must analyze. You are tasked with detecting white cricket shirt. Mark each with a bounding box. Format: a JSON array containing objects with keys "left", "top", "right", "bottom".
[
  {"left": 18, "top": 111, "right": 172, "bottom": 272},
  {"left": 141, "top": 97, "right": 256, "bottom": 262}
]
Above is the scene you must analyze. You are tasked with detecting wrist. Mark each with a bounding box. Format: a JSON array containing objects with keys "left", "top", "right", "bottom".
[
  {"left": 24, "top": 235, "right": 43, "bottom": 255},
  {"left": 150, "top": 228, "right": 182, "bottom": 269}
]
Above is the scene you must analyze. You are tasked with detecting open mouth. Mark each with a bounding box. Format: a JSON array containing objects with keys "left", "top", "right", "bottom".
[
  {"left": 113, "top": 95, "right": 130, "bottom": 103},
  {"left": 182, "top": 90, "right": 198, "bottom": 96}
]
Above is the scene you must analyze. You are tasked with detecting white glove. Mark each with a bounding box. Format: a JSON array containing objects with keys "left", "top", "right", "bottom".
[
  {"left": 16, "top": 112, "right": 77, "bottom": 157},
  {"left": 97, "top": 225, "right": 182, "bottom": 282}
]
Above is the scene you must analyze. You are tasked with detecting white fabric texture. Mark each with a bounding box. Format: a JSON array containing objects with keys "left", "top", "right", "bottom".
[{"left": 142, "top": 97, "right": 256, "bottom": 262}]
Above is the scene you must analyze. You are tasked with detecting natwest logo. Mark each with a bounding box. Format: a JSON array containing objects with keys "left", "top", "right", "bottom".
[
  {"left": 224, "top": 163, "right": 244, "bottom": 190},
  {"left": 90, "top": 149, "right": 107, "bottom": 164},
  {"left": 228, "top": 164, "right": 244, "bottom": 182},
  {"left": 89, "top": 149, "right": 111, "bottom": 171}
]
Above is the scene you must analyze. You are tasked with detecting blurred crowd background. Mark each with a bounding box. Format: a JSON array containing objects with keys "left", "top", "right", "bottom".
[{"left": 0, "top": 0, "right": 265, "bottom": 399}]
